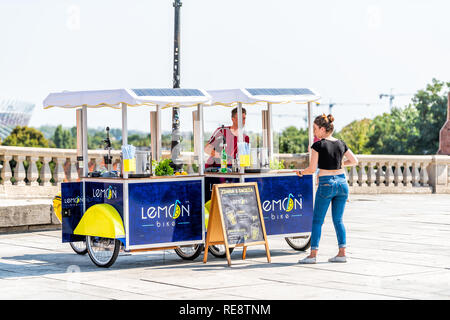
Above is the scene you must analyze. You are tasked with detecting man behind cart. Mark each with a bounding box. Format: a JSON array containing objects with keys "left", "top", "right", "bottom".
[{"left": 204, "top": 107, "right": 249, "bottom": 171}]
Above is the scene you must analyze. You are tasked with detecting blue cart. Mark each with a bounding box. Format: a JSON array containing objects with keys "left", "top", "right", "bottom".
[
  {"left": 45, "top": 87, "right": 321, "bottom": 267},
  {"left": 202, "top": 88, "right": 321, "bottom": 254},
  {"left": 45, "top": 88, "right": 210, "bottom": 267}
]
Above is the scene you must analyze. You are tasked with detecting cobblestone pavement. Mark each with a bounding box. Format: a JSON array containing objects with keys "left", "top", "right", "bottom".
[{"left": 0, "top": 194, "right": 449, "bottom": 300}]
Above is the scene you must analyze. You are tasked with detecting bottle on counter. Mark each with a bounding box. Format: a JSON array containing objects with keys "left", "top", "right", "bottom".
[
  {"left": 220, "top": 143, "right": 228, "bottom": 173},
  {"left": 220, "top": 125, "right": 227, "bottom": 173}
]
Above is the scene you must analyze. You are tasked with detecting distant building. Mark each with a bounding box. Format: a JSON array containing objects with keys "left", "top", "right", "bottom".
[{"left": 0, "top": 97, "right": 35, "bottom": 140}]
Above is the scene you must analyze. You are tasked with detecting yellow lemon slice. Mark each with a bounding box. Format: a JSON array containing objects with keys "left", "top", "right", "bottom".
[
  {"left": 286, "top": 193, "right": 294, "bottom": 212},
  {"left": 106, "top": 186, "right": 113, "bottom": 200},
  {"left": 173, "top": 200, "right": 181, "bottom": 219}
]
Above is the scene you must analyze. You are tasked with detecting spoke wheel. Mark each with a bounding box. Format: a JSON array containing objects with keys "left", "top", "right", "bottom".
[
  {"left": 208, "top": 245, "right": 234, "bottom": 258},
  {"left": 174, "top": 244, "right": 204, "bottom": 260},
  {"left": 70, "top": 239, "right": 87, "bottom": 255},
  {"left": 86, "top": 236, "right": 121, "bottom": 268},
  {"left": 285, "top": 234, "right": 312, "bottom": 251}
]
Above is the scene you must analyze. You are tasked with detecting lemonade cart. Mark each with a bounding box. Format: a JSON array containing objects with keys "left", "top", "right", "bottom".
[
  {"left": 44, "top": 88, "right": 210, "bottom": 267},
  {"left": 202, "top": 88, "right": 320, "bottom": 253}
]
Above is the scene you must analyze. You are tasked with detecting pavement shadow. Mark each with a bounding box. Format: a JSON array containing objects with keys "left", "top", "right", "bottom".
[{"left": 0, "top": 247, "right": 306, "bottom": 279}]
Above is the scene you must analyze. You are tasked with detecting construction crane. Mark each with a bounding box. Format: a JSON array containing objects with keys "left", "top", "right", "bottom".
[
  {"left": 379, "top": 89, "right": 414, "bottom": 111},
  {"left": 316, "top": 100, "right": 381, "bottom": 115}
]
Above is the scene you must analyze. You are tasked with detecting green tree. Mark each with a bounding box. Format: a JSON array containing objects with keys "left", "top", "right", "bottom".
[
  {"left": 409, "top": 78, "right": 450, "bottom": 154},
  {"left": 366, "top": 106, "right": 419, "bottom": 154},
  {"left": 279, "top": 126, "right": 309, "bottom": 154},
  {"left": 52, "top": 125, "right": 64, "bottom": 148},
  {"left": 51, "top": 125, "right": 76, "bottom": 149},
  {"left": 2, "top": 126, "right": 50, "bottom": 148},
  {"left": 335, "top": 119, "right": 373, "bottom": 154}
]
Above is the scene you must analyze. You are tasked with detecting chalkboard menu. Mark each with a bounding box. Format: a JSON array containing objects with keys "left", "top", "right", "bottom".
[
  {"left": 218, "top": 185, "right": 264, "bottom": 246},
  {"left": 203, "top": 182, "right": 271, "bottom": 266}
]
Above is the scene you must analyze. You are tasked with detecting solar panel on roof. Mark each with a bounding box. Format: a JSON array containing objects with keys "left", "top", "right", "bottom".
[
  {"left": 246, "top": 88, "right": 314, "bottom": 96},
  {"left": 131, "top": 88, "right": 204, "bottom": 97}
]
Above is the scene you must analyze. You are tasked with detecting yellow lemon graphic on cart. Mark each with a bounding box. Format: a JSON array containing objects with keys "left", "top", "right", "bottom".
[
  {"left": 106, "top": 186, "right": 113, "bottom": 200},
  {"left": 286, "top": 193, "right": 295, "bottom": 212},
  {"left": 172, "top": 200, "right": 182, "bottom": 219}
]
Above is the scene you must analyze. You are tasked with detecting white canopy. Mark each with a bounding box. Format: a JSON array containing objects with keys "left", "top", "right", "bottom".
[
  {"left": 206, "top": 88, "right": 320, "bottom": 107},
  {"left": 43, "top": 88, "right": 211, "bottom": 109}
]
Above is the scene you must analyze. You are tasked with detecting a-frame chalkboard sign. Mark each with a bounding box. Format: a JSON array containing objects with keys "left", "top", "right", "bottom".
[{"left": 203, "top": 182, "right": 271, "bottom": 266}]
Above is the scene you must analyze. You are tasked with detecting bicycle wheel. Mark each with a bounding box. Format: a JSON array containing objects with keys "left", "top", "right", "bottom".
[
  {"left": 208, "top": 245, "right": 234, "bottom": 258},
  {"left": 174, "top": 244, "right": 204, "bottom": 260},
  {"left": 86, "top": 236, "right": 121, "bottom": 268},
  {"left": 69, "top": 238, "right": 87, "bottom": 255},
  {"left": 285, "top": 234, "right": 312, "bottom": 251}
]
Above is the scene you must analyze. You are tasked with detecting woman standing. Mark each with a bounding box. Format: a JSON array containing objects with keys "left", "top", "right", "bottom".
[{"left": 297, "top": 114, "right": 358, "bottom": 264}]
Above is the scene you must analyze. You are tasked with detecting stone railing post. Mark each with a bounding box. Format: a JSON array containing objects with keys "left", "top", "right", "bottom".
[
  {"left": 40, "top": 156, "right": 53, "bottom": 186},
  {"left": 366, "top": 162, "right": 376, "bottom": 187},
  {"left": 69, "top": 157, "right": 79, "bottom": 181},
  {"left": 411, "top": 162, "right": 420, "bottom": 187},
  {"left": 28, "top": 156, "right": 40, "bottom": 186},
  {"left": 429, "top": 155, "right": 449, "bottom": 193},
  {"left": 357, "top": 162, "right": 368, "bottom": 187},
  {"left": 375, "top": 161, "right": 386, "bottom": 186},
  {"left": 1, "top": 155, "right": 13, "bottom": 186},
  {"left": 348, "top": 166, "right": 358, "bottom": 186},
  {"left": 15, "top": 155, "right": 27, "bottom": 186},
  {"left": 402, "top": 161, "right": 412, "bottom": 187},
  {"left": 384, "top": 162, "right": 394, "bottom": 187},
  {"left": 53, "top": 157, "right": 66, "bottom": 185},
  {"left": 393, "top": 162, "right": 402, "bottom": 186},
  {"left": 419, "top": 161, "right": 429, "bottom": 187}
]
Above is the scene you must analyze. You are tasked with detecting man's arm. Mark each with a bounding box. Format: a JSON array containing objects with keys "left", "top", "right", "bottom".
[
  {"left": 204, "top": 142, "right": 221, "bottom": 158},
  {"left": 204, "top": 128, "right": 223, "bottom": 158}
]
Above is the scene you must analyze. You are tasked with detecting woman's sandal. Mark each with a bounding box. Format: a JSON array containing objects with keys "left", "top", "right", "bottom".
[
  {"left": 298, "top": 256, "right": 317, "bottom": 264},
  {"left": 328, "top": 256, "right": 347, "bottom": 263}
]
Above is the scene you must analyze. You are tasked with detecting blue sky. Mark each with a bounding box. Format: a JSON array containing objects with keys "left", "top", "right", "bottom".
[{"left": 0, "top": 0, "right": 449, "bottom": 133}]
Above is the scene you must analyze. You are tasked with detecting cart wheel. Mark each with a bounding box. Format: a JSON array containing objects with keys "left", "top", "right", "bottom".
[
  {"left": 208, "top": 245, "right": 234, "bottom": 258},
  {"left": 69, "top": 238, "right": 87, "bottom": 255},
  {"left": 285, "top": 235, "right": 312, "bottom": 251},
  {"left": 174, "top": 244, "right": 204, "bottom": 260},
  {"left": 86, "top": 236, "right": 121, "bottom": 268}
]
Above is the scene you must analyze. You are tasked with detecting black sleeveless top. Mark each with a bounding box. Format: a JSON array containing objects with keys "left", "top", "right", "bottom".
[{"left": 311, "top": 139, "right": 348, "bottom": 170}]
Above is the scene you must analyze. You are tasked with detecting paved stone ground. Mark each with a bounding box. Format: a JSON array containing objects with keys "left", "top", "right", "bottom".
[{"left": 0, "top": 194, "right": 449, "bottom": 300}]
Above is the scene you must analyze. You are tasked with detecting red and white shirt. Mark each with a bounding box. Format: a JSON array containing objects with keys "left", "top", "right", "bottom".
[{"left": 205, "top": 126, "right": 249, "bottom": 168}]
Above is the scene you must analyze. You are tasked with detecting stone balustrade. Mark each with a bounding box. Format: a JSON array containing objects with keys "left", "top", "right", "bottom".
[
  {"left": 344, "top": 154, "right": 450, "bottom": 194},
  {"left": 0, "top": 146, "right": 449, "bottom": 197}
]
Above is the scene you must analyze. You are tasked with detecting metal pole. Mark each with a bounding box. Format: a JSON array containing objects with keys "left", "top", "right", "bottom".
[
  {"left": 267, "top": 103, "right": 273, "bottom": 161},
  {"left": 171, "top": 0, "right": 182, "bottom": 172},
  {"left": 81, "top": 105, "right": 88, "bottom": 177},
  {"left": 237, "top": 103, "right": 244, "bottom": 181},
  {"left": 121, "top": 102, "right": 128, "bottom": 179},
  {"left": 307, "top": 102, "right": 313, "bottom": 163},
  {"left": 198, "top": 104, "right": 204, "bottom": 175}
]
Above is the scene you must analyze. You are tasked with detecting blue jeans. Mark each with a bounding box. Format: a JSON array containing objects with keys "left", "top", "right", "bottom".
[{"left": 311, "top": 174, "right": 349, "bottom": 250}]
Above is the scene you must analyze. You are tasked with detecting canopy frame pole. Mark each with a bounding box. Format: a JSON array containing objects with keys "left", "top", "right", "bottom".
[
  {"left": 197, "top": 103, "right": 205, "bottom": 175},
  {"left": 307, "top": 102, "right": 314, "bottom": 163},
  {"left": 150, "top": 105, "right": 162, "bottom": 163},
  {"left": 157, "top": 105, "right": 162, "bottom": 161},
  {"left": 267, "top": 102, "right": 274, "bottom": 162},
  {"left": 237, "top": 103, "right": 244, "bottom": 181},
  {"left": 81, "top": 105, "right": 88, "bottom": 178},
  {"left": 121, "top": 102, "right": 128, "bottom": 179}
]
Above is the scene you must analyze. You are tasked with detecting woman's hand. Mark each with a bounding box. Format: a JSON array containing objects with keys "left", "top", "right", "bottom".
[{"left": 296, "top": 170, "right": 303, "bottom": 177}]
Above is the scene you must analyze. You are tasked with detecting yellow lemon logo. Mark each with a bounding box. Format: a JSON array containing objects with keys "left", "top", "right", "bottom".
[
  {"left": 75, "top": 196, "right": 80, "bottom": 204},
  {"left": 286, "top": 193, "right": 294, "bottom": 212},
  {"left": 172, "top": 200, "right": 181, "bottom": 219},
  {"left": 106, "top": 186, "right": 113, "bottom": 200}
]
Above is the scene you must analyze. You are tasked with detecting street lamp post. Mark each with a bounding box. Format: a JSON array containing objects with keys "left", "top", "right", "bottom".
[{"left": 171, "top": 0, "right": 182, "bottom": 171}]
